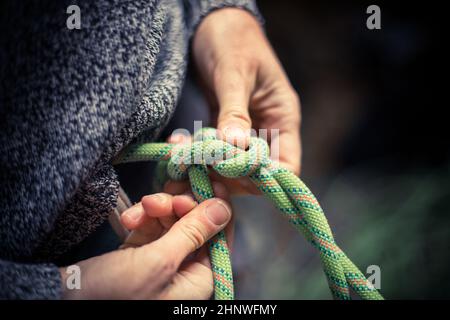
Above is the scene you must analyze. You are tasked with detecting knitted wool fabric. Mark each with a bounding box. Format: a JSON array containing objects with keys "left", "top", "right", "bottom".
[{"left": 0, "top": 0, "right": 261, "bottom": 299}]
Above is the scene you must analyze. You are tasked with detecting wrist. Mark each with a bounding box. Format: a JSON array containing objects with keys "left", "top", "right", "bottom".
[
  {"left": 60, "top": 266, "right": 84, "bottom": 299},
  {"left": 193, "top": 7, "right": 263, "bottom": 68},
  {"left": 59, "top": 256, "right": 107, "bottom": 299}
]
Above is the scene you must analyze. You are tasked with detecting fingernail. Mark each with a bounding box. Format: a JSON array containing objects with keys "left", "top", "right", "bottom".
[
  {"left": 125, "top": 206, "right": 142, "bottom": 221},
  {"left": 224, "top": 125, "right": 246, "bottom": 140},
  {"left": 223, "top": 126, "right": 249, "bottom": 148},
  {"left": 169, "top": 134, "right": 183, "bottom": 143},
  {"left": 169, "top": 133, "right": 189, "bottom": 144},
  {"left": 205, "top": 201, "right": 231, "bottom": 225}
]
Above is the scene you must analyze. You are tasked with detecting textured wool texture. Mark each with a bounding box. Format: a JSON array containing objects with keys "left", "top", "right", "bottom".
[{"left": 0, "top": 0, "right": 260, "bottom": 299}]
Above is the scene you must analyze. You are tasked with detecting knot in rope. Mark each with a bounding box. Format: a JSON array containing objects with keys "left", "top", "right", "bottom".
[
  {"left": 114, "top": 127, "right": 384, "bottom": 301},
  {"left": 167, "top": 128, "right": 271, "bottom": 181}
]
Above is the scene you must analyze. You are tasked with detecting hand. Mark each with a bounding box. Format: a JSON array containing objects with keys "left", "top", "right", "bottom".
[
  {"left": 193, "top": 8, "right": 302, "bottom": 193},
  {"left": 121, "top": 180, "right": 234, "bottom": 252},
  {"left": 60, "top": 192, "right": 232, "bottom": 299}
]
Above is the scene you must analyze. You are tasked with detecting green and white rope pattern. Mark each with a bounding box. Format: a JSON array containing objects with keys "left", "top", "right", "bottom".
[{"left": 114, "top": 128, "right": 383, "bottom": 300}]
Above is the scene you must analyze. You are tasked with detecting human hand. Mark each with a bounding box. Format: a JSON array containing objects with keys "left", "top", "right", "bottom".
[
  {"left": 121, "top": 180, "right": 234, "bottom": 252},
  {"left": 60, "top": 192, "right": 232, "bottom": 299},
  {"left": 193, "top": 8, "right": 302, "bottom": 193}
]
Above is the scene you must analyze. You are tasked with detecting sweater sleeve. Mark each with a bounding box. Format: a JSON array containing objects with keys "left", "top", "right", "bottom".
[
  {"left": 183, "top": 0, "right": 264, "bottom": 36},
  {"left": 0, "top": 260, "right": 62, "bottom": 299}
]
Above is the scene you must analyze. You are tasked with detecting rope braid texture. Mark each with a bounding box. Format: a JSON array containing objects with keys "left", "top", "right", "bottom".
[{"left": 114, "top": 127, "right": 383, "bottom": 300}]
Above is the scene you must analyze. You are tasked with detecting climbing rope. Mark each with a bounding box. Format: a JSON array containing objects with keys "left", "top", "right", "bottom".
[{"left": 114, "top": 127, "right": 383, "bottom": 300}]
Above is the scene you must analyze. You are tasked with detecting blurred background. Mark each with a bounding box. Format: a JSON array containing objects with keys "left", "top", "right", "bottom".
[
  {"left": 121, "top": 1, "right": 448, "bottom": 299},
  {"left": 0, "top": 0, "right": 446, "bottom": 300},
  {"left": 230, "top": 1, "right": 449, "bottom": 299}
]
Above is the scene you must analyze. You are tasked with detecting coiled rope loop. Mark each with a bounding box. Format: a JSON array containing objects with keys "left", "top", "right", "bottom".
[{"left": 114, "top": 127, "right": 383, "bottom": 300}]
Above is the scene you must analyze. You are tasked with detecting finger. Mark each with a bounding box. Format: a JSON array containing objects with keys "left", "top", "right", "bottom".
[
  {"left": 121, "top": 194, "right": 179, "bottom": 248},
  {"left": 153, "top": 198, "right": 232, "bottom": 266},
  {"left": 121, "top": 194, "right": 174, "bottom": 231},
  {"left": 211, "top": 181, "right": 229, "bottom": 202},
  {"left": 164, "top": 180, "right": 190, "bottom": 195},
  {"left": 120, "top": 203, "right": 146, "bottom": 230},
  {"left": 209, "top": 171, "right": 259, "bottom": 195},
  {"left": 120, "top": 219, "right": 163, "bottom": 249},
  {"left": 214, "top": 63, "right": 254, "bottom": 148},
  {"left": 164, "top": 134, "right": 192, "bottom": 196},
  {"left": 172, "top": 181, "right": 230, "bottom": 224},
  {"left": 237, "top": 177, "right": 260, "bottom": 195},
  {"left": 160, "top": 245, "right": 213, "bottom": 300},
  {"left": 262, "top": 90, "right": 302, "bottom": 175},
  {"left": 271, "top": 126, "right": 302, "bottom": 176},
  {"left": 141, "top": 193, "right": 174, "bottom": 218},
  {"left": 172, "top": 194, "right": 197, "bottom": 218},
  {"left": 167, "top": 133, "right": 192, "bottom": 144},
  {"left": 166, "top": 178, "right": 231, "bottom": 199},
  {"left": 142, "top": 193, "right": 180, "bottom": 231},
  {"left": 211, "top": 182, "right": 235, "bottom": 251},
  {"left": 223, "top": 213, "right": 235, "bottom": 253},
  {"left": 172, "top": 181, "right": 229, "bottom": 219}
]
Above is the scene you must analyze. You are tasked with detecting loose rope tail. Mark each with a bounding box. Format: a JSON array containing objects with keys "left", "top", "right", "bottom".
[{"left": 113, "top": 128, "right": 383, "bottom": 300}]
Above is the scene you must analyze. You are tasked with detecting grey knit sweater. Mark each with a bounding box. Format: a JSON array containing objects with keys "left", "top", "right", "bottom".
[{"left": 0, "top": 0, "right": 260, "bottom": 299}]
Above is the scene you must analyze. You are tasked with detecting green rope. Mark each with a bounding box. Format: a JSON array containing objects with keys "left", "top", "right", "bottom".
[{"left": 114, "top": 127, "right": 383, "bottom": 300}]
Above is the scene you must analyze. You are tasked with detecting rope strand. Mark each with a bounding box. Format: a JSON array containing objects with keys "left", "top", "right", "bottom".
[{"left": 114, "top": 127, "right": 383, "bottom": 300}]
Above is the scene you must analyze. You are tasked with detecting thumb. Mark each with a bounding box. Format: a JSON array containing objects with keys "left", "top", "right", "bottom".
[
  {"left": 153, "top": 198, "right": 232, "bottom": 265},
  {"left": 215, "top": 66, "right": 253, "bottom": 148}
]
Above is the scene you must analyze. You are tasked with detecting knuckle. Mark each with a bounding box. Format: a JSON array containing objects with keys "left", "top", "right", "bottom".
[
  {"left": 213, "top": 58, "right": 254, "bottom": 88},
  {"left": 285, "top": 89, "right": 302, "bottom": 125},
  {"left": 179, "top": 222, "right": 206, "bottom": 250},
  {"left": 221, "top": 109, "right": 251, "bottom": 125}
]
